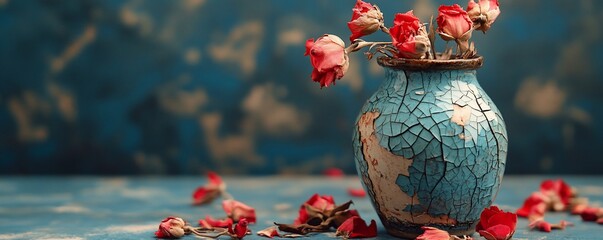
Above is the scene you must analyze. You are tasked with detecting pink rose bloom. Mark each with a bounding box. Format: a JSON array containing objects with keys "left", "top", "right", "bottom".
[
  {"left": 347, "top": 0, "right": 384, "bottom": 41},
  {"left": 467, "top": 0, "right": 500, "bottom": 32},
  {"left": 389, "top": 11, "right": 431, "bottom": 59},
  {"left": 305, "top": 35, "right": 349, "bottom": 88},
  {"left": 155, "top": 217, "right": 186, "bottom": 239},
  {"left": 222, "top": 199, "right": 257, "bottom": 223},
  {"left": 437, "top": 4, "right": 473, "bottom": 41}
]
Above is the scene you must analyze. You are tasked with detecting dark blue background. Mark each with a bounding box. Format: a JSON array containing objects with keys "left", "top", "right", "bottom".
[{"left": 1, "top": 0, "right": 602, "bottom": 175}]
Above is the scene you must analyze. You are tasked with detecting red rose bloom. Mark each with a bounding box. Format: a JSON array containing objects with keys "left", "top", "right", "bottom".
[
  {"left": 437, "top": 4, "right": 473, "bottom": 41},
  {"left": 389, "top": 11, "right": 431, "bottom": 59},
  {"left": 477, "top": 206, "right": 517, "bottom": 240},
  {"left": 348, "top": 0, "right": 384, "bottom": 41},
  {"left": 222, "top": 199, "right": 257, "bottom": 223},
  {"left": 335, "top": 216, "right": 377, "bottom": 238},
  {"left": 305, "top": 35, "right": 349, "bottom": 88},
  {"left": 155, "top": 217, "right": 186, "bottom": 239},
  {"left": 192, "top": 172, "right": 225, "bottom": 205},
  {"left": 294, "top": 194, "right": 336, "bottom": 225},
  {"left": 467, "top": 0, "right": 500, "bottom": 32}
]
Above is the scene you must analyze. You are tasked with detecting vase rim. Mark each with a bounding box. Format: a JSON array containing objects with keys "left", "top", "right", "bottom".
[{"left": 377, "top": 56, "right": 483, "bottom": 71}]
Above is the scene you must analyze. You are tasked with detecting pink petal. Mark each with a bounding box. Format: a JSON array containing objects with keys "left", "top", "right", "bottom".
[
  {"left": 416, "top": 226, "right": 451, "bottom": 240},
  {"left": 323, "top": 167, "right": 344, "bottom": 178}
]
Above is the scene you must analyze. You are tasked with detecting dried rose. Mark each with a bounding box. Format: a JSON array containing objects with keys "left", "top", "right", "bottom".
[
  {"left": 347, "top": 0, "right": 384, "bottom": 41},
  {"left": 477, "top": 206, "right": 517, "bottom": 240},
  {"left": 466, "top": 0, "right": 500, "bottom": 32},
  {"left": 389, "top": 11, "right": 430, "bottom": 59},
  {"left": 294, "top": 194, "right": 336, "bottom": 225},
  {"left": 348, "top": 188, "right": 366, "bottom": 198},
  {"left": 229, "top": 218, "right": 250, "bottom": 239},
  {"left": 198, "top": 215, "right": 234, "bottom": 228},
  {"left": 437, "top": 4, "right": 473, "bottom": 41},
  {"left": 223, "top": 199, "right": 257, "bottom": 224},
  {"left": 335, "top": 216, "right": 377, "bottom": 238},
  {"left": 257, "top": 226, "right": 280, "bottom": 238},
  {"left": 305, "top": 35, "right": 349, "bottom": 88},
  {"left": 155, "top": 217, "right": 187, "bottom": 239},
  {"left": 192, "top": 172, "right": 225, "bottom": 205}
]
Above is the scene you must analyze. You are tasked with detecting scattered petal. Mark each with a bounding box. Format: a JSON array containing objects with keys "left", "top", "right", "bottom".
[
  {"left": 516, "top": 192, "right": 548, "bottom": 218},
  {"left": 192, "top": 172, "right": 225, "bottom": 205},
  {"left": 529, "top": 219, "right": 573, "bottom": 232},
  {"left": 257, "top": 226, "right": 280, "bottom": 238},
  {"left": 335, "top": 216, "right": 377, "bottom": 238},
  {"left": 294, "top": 194, "right": 335, "bottom": 225},
  {"left": 348, "top": 188, "right": 366, "bottom": 197},
  {"left": 416, "top": 226, "right": 452, "bottom": 240},
  {"left": 198, "top": 215, "right": 234, "bottom": 228},
  {"left": 581, "top": 207, "right": 603, "bottom": 222},
  {"left": 324, "top": 168, "right": 344, "bottom": 178},
  {"left": 229, "top": 218, "right": 250, "bottom": 239},
  {"left": 223, "top": 199, "right": 257, "bottom": 224}
]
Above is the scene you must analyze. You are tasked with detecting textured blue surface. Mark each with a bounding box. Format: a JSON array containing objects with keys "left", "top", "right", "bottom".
[
  {"left": 353, "top": 67, "right": 507, "bottom": 235},
  {"left": 0, "top": 1, "right": 602, "bottom": 175},
  {"left": 0, "top": 176, "right": 602, "bottom": 239}
]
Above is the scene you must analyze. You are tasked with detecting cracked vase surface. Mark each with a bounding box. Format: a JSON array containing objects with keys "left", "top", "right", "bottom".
[{"left": 352, "top": 57, "right": 508, "bottom": 238}]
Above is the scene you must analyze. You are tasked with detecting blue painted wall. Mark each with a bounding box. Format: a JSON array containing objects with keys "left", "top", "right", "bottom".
[{"left": 1, "top": 0, "right": 602, "bottom": 175}]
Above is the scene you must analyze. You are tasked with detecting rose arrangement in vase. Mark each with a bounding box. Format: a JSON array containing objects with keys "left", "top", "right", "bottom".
[{"left": 305, "top": 0, "right": 508, "bottom": 238}]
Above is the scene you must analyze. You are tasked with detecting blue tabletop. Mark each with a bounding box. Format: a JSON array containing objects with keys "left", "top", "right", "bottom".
[{"left": 0, "top": 176, "right": 601, "bottom": 239}]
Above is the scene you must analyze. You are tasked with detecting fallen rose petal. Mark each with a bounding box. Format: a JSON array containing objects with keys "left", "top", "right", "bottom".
[
  {"left": 348, "top": 188, "right": 366, "bottom": 197},
  {"left": 516, "top": 192, "right": 548, "bottom": 218},
  {"left": 335, "top": 216, "right": 377, "bottom": 238},
  {"left": 540, "top": 179, "right": 573, "bottom": 207},
  {"left": 257, "top": 226, "right": 280, "bottom": 238},
  {"left": 529, "top": 219, "right": 573, "bottom": 232},
  {"left": 223, "top": 199, "right": 257, "bottom": 223},
  {"left": 294, "top": 194, "right": 335, "bottom": 225},
  {"left": 581, "top": 207, "right": 602, "bottom": 222},
  {"left": 416, "top": 226, "right": 452, "bottom": 240},
  {"left": 324, "top": 167, "right": 344, "bottom": 178},
  {"left": 229, "top": 218, "right": 249, "bottom": 239},
  {"left": 597, "top": 218, "right": 603, "bottom": 224},
  {"left": 192, "top": 172, "right": 225, "bottom": 205},
  {"left": 198, "top": 215, "right": 234, "bottom": 228}
]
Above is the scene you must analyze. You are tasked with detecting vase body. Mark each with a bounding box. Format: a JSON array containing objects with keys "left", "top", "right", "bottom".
[{"left": 352, "top": 59, "right": 508, "bottom": 238}]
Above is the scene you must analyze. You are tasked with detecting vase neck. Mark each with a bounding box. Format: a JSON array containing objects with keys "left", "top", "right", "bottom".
[{"left": 383, "top": 68, "right": 479, "bottom": 88}]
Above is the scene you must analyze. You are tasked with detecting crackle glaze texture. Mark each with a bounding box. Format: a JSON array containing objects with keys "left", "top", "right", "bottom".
[{"left": 353, "top": 67, "right": 508, "bottom": 237}]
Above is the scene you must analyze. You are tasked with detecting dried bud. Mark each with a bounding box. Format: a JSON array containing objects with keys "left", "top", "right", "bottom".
[{"left": 348, "top": 0, "right": 384, "bottom": 41}]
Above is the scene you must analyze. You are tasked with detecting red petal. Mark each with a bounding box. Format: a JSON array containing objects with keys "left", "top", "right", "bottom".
[
  {"left": 223, "top": 200, "right": 257, "bottom": 223},
  {"left": 304, "top": 38, "right": 314, "bottom": 56},
  {"left": 348, "top": 188, "right": 367, "bottom": 197},
  {"left": 201, "top": 215, "right": 234, "bottom": 228},
  {"left": 207, "top": 171, "right": 223, "bottom": 186},
  {"left": 477, "top": 205, "right": 503, "bottom": 231},
  {"left": 323, "top": 167, "right": 344, "bottom": 178},
  {"left": 487, "top": 211, "right": 517, "bottom": 232},
  {"left": 234, "top": 218, "right": 249, "bottom": 239},
  {"left": 516, "top": 192, "right": 548, "bottom": 218},
  {"left": 336, "top": 216, "right": 377, "bottom": 238},
  {"left": 581, "top": 207, "right": 601, "bottom": 222},
  {"left": 540, "top": 179, "right": 573, "bottom": 206},
  {"left": 485, "top": 224, "right": 512, "bottom": 240},
  {"left": 529, "top": 220, "right": 552, "bottom": 232}
]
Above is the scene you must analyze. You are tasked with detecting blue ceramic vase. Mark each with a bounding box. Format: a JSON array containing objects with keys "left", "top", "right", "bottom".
[{"left": 352, "top": 57, "right": 508, "bottom": 238}]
